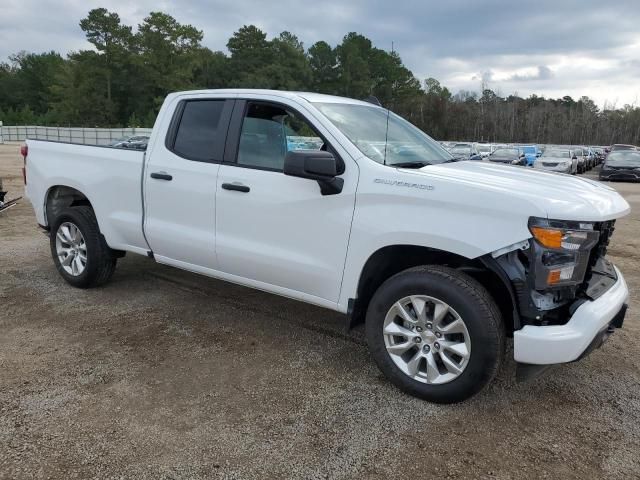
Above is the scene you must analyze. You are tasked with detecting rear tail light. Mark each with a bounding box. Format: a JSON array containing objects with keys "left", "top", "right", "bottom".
[{"left": 21, "top": 144, "right": 28, "bottom": 185}]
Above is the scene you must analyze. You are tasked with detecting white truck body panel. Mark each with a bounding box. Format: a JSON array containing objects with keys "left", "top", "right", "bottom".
[
  {"left": 23, "top": 88, "right": 631, "bottom": 368},
  {"left": 25, "top": 140, "right": 148, "bottom": 255}
]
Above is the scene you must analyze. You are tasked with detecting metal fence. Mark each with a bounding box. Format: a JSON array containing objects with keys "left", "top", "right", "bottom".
[{"left": 0, "top": 125, "right": 153, "bottom": 145}]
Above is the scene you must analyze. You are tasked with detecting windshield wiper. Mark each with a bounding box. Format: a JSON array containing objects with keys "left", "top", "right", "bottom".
[
  {"left": 389, "top": 161, "right": 432, "bottom": 168},
  {"left": 442, "top": 156, "right": 465, "bottom": 163}
]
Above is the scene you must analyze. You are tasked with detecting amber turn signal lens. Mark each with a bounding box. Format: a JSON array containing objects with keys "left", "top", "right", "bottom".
[
  {"left": 547, "top": 270, "right": 562, "bottom": 284},
  {"left": 531, "top": 226, "right": 563, "bottom": 249}
]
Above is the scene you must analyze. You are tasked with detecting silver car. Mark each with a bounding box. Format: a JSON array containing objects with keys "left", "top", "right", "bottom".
[{"left": 533, "top": 149, "right": 577, "bottom": 174}]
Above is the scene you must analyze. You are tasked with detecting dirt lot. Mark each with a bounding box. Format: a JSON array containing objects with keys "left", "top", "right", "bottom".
[{"left": 1, "top": 143, "right": 639, "bottom": 479}]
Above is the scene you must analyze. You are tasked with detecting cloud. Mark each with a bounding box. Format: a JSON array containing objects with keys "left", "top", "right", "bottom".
[
  {"left": 472, "top": 71, "right": 495, "bottom": 83},
  {"left": 508, "top": 66, "right": 554, "bottom": 82},
  {"left": 1, "top": 0, "right": 639, "bottom": 107}
]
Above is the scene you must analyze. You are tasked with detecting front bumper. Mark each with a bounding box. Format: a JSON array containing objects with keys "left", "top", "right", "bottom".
[
  {"left": 514, "top": 266, "right": 628, "bottom": 365},
  {"left": 534, "top": 164, "right": 571, "bottom": 173},
  {"left": 600, "top": 170, "right": 640, "bottom": 181}
]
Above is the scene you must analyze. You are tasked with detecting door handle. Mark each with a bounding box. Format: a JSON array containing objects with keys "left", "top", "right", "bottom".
[
  {"left": 150, "top": 172, "right": 173, "bottom": 181},
  {"left": 221, "top": 183, "right": 250, "bottom": 193}
]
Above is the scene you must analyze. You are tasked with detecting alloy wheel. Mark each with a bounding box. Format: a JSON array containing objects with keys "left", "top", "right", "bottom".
[
  {"left": 383, "top": 295, "right": 471, "bottom": 384},
  {"left": 55, "top": 221, "right": 87, "bottom": 276}
]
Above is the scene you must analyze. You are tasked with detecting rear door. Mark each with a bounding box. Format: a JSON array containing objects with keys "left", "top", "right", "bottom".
[
  {"left": 215, "top": 97, "right": 357, "bottom": 304},
  {"left": 144, "top": 95, "right": 234, "bottom": 270}
]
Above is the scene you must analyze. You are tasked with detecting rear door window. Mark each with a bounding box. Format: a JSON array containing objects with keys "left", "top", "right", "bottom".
[{"left": 168, "top": 99, "right": 232, "bottom": 162}]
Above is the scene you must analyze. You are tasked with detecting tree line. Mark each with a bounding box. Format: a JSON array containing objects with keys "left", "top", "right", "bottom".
[{"left": 1, "top": 8, "right": 639, "bottom": 146}]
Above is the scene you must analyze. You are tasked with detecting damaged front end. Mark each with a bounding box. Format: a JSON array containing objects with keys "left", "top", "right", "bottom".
[{"left": 490, "top": 217, "right": 621, "bottom": 380}]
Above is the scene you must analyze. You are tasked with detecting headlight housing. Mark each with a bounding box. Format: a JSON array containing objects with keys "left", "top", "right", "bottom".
[{"left": 528, "top": 217, "right": 600, "bottom": 289}]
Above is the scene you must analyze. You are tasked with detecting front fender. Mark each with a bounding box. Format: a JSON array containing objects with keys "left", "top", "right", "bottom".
[{"left": 338, "top": 161, "right": 536, "bottom": 311}]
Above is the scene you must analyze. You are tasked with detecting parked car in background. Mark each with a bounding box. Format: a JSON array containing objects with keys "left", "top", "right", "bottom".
[
  {"left": 487, "top": 147, "right": 524, "bottom": 165},
  {"left": 533, "top": 149, "right": 577, "bottom": 174},
  {"left": 449, "top": 143, "right": 482, "bottom": 160},
  {"left": 520, "top": 145, "right": 540, "bottom": 166},
  {"left": 593, "top": 147, "right": 606, "bottom": 164},
  {"left": 600, "top": 150, "right": 640, "bottom": 181},
  {"left": 573, "top": 147, "right": 587, "bottom": 173},
  {"left": 583, "top": 147, "right": 597, "bottom": 169},
  {"left": 476, "top": 143, "right": 492, "bottom": 158},
  {"left": 109, "top": 135, "right": 149, "bottom": 150}
]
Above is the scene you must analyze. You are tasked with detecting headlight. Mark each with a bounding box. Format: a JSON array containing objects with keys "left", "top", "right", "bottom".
[{"left": 528, "top": 217, "right": 600, "bottom": 288}]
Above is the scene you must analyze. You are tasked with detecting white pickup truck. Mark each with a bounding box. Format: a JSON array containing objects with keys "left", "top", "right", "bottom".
[{"left": 24, "top": 89, "right": 630, "bottom": 403}]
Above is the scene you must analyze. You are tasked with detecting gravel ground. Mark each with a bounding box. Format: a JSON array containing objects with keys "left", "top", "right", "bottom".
[{"left": 1, "top": 143, "right": 639, "bottom": 479}]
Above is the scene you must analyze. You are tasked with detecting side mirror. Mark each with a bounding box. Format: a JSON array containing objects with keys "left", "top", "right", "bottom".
[
  {"left": 284, "top": 150, "right": 344, "bottom": 195},
  {"left": 536, "top": 152, "right": 542, "bottom": 157}
]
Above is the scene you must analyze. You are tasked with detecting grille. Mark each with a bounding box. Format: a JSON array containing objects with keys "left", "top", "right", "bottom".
[
  {"left": 582, "top": 220, "right": 616, "bottom": 288},
  {"left": 591, "top": 220, "right": 616, "bottom": 263},
  {"left": 543, "top": 162, "right": 559, "bottom": 167}
]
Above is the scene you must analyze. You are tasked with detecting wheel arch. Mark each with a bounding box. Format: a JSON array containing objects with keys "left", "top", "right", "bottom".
[
  {"left": 347, "top": 244, "right": 517, "bottom": 336},
  {"left": 44, "top": 185, "right": 95, "bottom": 229},
  {"left": 45, "top": 186, "right": 126, "bottom": 259}
]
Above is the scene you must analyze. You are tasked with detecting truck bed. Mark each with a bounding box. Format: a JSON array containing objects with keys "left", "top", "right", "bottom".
[{"left": 25, "top": 139, "right": 149, "bottom": 254}]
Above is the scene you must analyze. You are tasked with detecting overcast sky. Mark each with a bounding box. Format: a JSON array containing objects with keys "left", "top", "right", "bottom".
[{"left": 2, "top": 0, "right": 639, "bottom": 108}]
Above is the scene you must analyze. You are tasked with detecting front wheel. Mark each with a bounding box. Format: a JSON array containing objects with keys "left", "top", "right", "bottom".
[
  {"left": 365, "top": 266, "right": 504, "bottom": 403},
  {"left": 49, "top": 206, "right": 117, "bottom": 288}
]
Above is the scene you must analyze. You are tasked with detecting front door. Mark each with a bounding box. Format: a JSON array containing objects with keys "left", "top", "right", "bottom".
[{"left": 215, "top": 98, "right": 357, "bottom": 303}]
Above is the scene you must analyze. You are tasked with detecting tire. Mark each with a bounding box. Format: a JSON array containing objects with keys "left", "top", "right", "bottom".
[
  {"left": 365, "top": 265, "right": 504, "bottom": 403},
  {"left": 49, "top": 206, "right": 117, "bottom": 288}
]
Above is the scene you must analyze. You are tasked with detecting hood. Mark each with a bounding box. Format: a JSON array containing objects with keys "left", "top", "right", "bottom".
[
  {"left": 405, "top": 161, "right": 630, "bottom": 222},
  {"left": 488, "top": 157, "right": 514, "bottom": 163}
]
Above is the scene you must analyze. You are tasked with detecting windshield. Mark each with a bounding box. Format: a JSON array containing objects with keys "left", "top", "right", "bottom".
[
  {"left": 543, "top": 150, "right": 570, "bottom": 158},
  {"left": 522, "top": 146, "right": 536, "bottom": 154},
  {"left": 611, "top": 145, "right": 636, "bottom": 151},
  {"left": 477, "top": 145, "right": 491, "bottom": 153},
  {"left": 607, "top": 152, "right": 640, "bottom": 165},
  {"left": 450, "top": 146, "right": 471, "bottom": 155},
  {"left": 492, "top": 148, "right": 518, "bottom": 157},
  {"left": 313, "top": 102, "right": 452, "bottom": 165}
]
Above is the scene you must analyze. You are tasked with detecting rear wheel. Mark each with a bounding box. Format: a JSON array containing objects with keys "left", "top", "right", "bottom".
[
  {"left": 365, "top": 266, "right": 504, "bottom": 403},
  {"left": 50, "top": 206, "right": 117, "bottom": 288}
]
